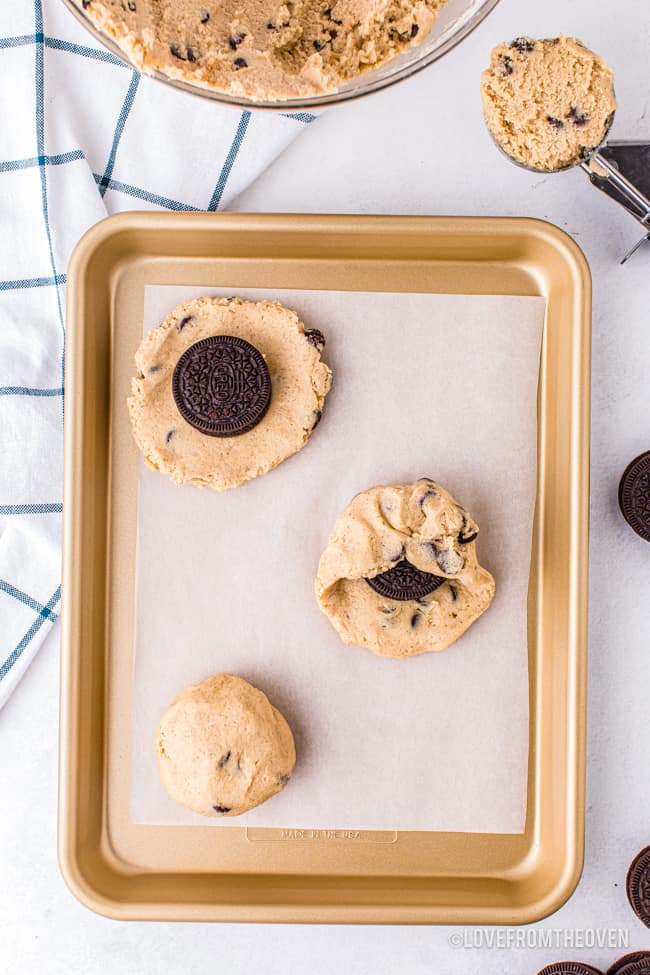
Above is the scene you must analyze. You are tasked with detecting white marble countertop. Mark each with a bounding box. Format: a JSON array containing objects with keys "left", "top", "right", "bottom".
[{"left": 2, "top": 0, "right": 650, "bottom": 971}]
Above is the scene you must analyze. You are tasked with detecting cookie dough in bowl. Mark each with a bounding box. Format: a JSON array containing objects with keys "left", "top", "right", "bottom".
[
  {"left": 128, "top": 297, "right": 332, "bottom": 489},
  {"left": 156, "top": 673, "right": 296, "bottom": 817},
  {"left": 74, "top": 0, "right": 449, "bottom": 100},
  {"left": 315, "top": 478, "right": 495, "bottom": 658},
  {"left": 481, "top": 36, "right": 616, "bottom": 172}
]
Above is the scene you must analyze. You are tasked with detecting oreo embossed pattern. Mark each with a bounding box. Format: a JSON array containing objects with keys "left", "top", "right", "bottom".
[
  {"left": 627, "top": 846, "right": 650, "bottom": 928},
  {"left": 366, "top": 559, "right": 445, "bottom": 601},
  {"left": 172, "top": 335, "right": 271, "bottom": 437},
  {"left": 619, "top": 452, "right": 650, "bottom": 542}
]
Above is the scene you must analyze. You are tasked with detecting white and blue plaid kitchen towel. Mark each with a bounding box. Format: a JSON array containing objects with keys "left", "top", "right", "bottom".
[{"left": 0, "top": 0, "right": 315, "bottom": 708}]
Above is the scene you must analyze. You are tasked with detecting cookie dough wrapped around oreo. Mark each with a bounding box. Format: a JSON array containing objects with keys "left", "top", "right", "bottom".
[{"left": 315, "top": 478, "right": 495, "bottom": 658}]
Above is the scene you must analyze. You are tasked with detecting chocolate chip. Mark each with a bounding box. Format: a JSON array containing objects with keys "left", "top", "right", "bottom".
[
  {"left": 267, "top": 20, "right": 289, "bottom": 29},
  {"left": 324, "top": 5, "right": 332, "bottom": 14},
  {"left": 500, "top": 55, "right": 513, "bottom": 76},
  {"left": 329, "top": 29, "right": 338, "bottom": 38},
  {"left": 313, "top": 39, "right": 326, "bottom": 51},
  {"left": 148, "top": 364, "right": 161, "bottom": 374},
  {"left": 459, "top": 530, "right": 478, "bottom": 544},
  {"left": 127, "top": 0, "right": 136, "bottom": 10},
  {"left": 419, "top": 489, "right": 435, "bottom": 511},
  {"left": 435, "top": 548, "right": 465, "bottom": 575},
  {"left": 170, "top": 44, "right": 199, "bottom": 62},
  {"left": 410, "top": 23, "right": 419, "bottom": 38},
  {"left": 567, "top": 106, "right": 589, "bottom": 127},
  {"left": 165, "top": 429, "right": 175, "bottom": 444},
  {"left": 304, "top": 328, "right": 326, "bottom": 351},
  {"left": 200, "top": 10, "right": 210, "bottom": 23},
  {"left": 509, "top": 37, "right": 535, "bottom": 52},
  {"left": 547, "top": 115, "right": 564, "bottom": 129},
  {"left": 459, "top": 519, "right": 479, "bottom": 544},
  {"left": 233, "top": 57, "right": 248, "bottom": 69},
  {"left": 177, "top": 314, "right": 193, "bottom": 331},
  {"left": 173, "top": 335, "right": 271, "bottom": 437},
  {"left": 278, "top": 773, "right": 291, "bottom": 786},
  {"left": 410, "top": 611, "right": 421, "bottom": 628},
  {"left": 217, "top": 750, "right": 231, "bottom": 768},
  {"left": 367, "top": 559, "right": 444, "bottom": 601},
  {"left": 448, "top": 584, "right": 458, "bottom": 602},
  {"left": 311, "top": 409, "right": 322, "bottom": 430},
  {"left": 212, "top": 804, "right": 231, "bottom": 814},
  {"left": 228, "top": 32, "right": 246, "bottom": 49},
  {"left": 379, "top": 605, "right": 396, "bottom": 615},
  {"left": 82, "top": 0, "right": 91, "bottom": 7}
]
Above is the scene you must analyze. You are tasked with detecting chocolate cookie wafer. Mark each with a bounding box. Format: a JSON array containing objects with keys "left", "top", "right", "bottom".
[
  {"left": 627, "top": 846, "right": 650, "bottom": 928},
  {"left": 608, "top": 955, "right": 650, "bottom": 975}
]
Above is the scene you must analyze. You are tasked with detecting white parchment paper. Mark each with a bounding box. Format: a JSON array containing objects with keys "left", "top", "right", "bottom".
[{"left": 130, "top": 285, "right": 545, "bottom": 833}]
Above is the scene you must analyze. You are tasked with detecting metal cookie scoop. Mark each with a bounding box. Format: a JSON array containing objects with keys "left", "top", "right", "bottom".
[
  {"left": 491, "top": 116, "right": 650, "bottom": 262},
  {"left": 581, "top": 140, "right": 650, "bottom": 262}
]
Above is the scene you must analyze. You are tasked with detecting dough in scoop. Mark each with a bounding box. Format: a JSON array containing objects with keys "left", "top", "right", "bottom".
[{"left": 481, "top": 36, "right": 616, "bottom": 171}]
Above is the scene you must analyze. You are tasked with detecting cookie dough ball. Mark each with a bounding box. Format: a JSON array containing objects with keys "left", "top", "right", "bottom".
[
  {"left": 76, "top": 0, "right": 448, "bottom": 100},
  {"left": 156, "top": 673, "right": 296, "bottom": 817},
  {"left": 128, "top": 297, "right": 332, "bottom": 490},
  {"left": 315, "top": 479, "right": 495, "bottom": 658},
  {"left": 481, "top": 36, "right": 616, "bottom": 172}
]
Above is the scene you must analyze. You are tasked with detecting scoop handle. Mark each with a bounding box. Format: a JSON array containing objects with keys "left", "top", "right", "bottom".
[{"left": 581, "top": 151, "right": 650, "bottom": 262}]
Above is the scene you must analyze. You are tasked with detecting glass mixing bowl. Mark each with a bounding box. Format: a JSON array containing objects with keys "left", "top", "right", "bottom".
[{"left": 61, "top": 0, "right": 500, "bottom": 111}]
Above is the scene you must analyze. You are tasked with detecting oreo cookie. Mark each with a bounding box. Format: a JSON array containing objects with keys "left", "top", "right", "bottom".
[
  {"left": 172, "top": 335, "right": 271, "bottom": 437},
  {"left": 627, "top": 846, "right": 650, "bottom": 928},
  {"left": 607, "top": 954, "right": 650, "bottom": 975},
  {"left": 366, "top": 559, "right": 444, "bottom": 601},
  {"left": 535, "top": 964, "right": 603, "bottom": 975},
  {"left": 619, "top": 452, "right": 650, "bottom": 542}
]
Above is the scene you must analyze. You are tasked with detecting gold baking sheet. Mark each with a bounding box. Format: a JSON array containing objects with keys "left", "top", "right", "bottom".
[{"left": 59, "top": 213, "right": 590, "bottom": 923}]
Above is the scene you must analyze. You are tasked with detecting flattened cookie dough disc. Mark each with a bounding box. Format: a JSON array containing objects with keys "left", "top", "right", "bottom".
[
  {"left": 481, "top": 36, "right": 616, "bottom": 172},
  {"left": 315, "top": 479, "right": 495, "bottom": 658},
  {"left": 156, "top": 673, "right": 296, "bottom": 817},
  {"left": 128, "top": 297, "right": 332, "bottom": 489}
]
